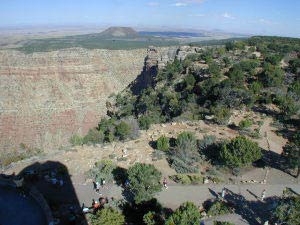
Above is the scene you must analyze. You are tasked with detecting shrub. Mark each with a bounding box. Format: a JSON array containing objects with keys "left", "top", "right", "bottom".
[
  {"left": 184, "top": 74, "right": 196, "bottom": 88},
  {"left": 115, "top": 121, "right": 131, "bottom": 140},
  {"left": 165, "top": 202, "right": 200, "bottom": 225},
  {"left": 274, "top": 191, "right": 300, "bottom": 225},
  {"left": 198, "top": 135, "right": 217, "bottom": 152},
  {"left": 123, "top": 117, "right": 140, "bottom": 139},
  {"left": 69, "top": 134, "right": 84, "bottom": 146},
  {"left": 91, "top": 207, "right": 125, "bottom": 225},
  {"left": 207, "top": 200, "right": 232, "bottom": 216},
  {"left": 219, "top": 136, "right": 262, "bottom": 168},
  {"left": 88, "top": 160, "right": 117, "bottom": 183},
  {"left": 211, "top": 106, "right": 231, "bottom": 125},
  {"left": 83, "top": 128, "right": 105, "bottom": 144},
  {"left": 169, "top": 174, "right": 203, "bottom": 185},
  {"left": 138, "top": 115, "right": 152, "bottom": 130},
  {"left": 208, "top": 62, "right": 221, "bottom": 77},
  {"left": 128, "top": 163, "right": 162, "bottom": 204},
  {"left": 176, "top": 132, "right": 197, "bottom": 152},
  {"left": 0, "top": 147, "right": 43, "bottom": 167},
  {"left": 238, "top": 119, "right": 253, "bottom": 130},
  {"left": 169, "top": 132, "right": 200, "bottom": 173},
  {"left": 156, "top": 135, "right": 170, "bottom": 151},
  {"left": 169, "top": 157, "right": 199, "bottom": 173},
  {"left": 143, "top": 211, "right": 156, "bottom": 225}
]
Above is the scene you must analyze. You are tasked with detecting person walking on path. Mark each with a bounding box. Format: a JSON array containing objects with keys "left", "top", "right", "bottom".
[
  {"left": 163, "top": 177, "right": 168, "bottom": 189},
  {"left": 261, "top": 189, "right": 266, "bottom": 201},
  {"left": 96, "top": 181, "right": 101, "bottom": 194},
  {"left": 221, "top": 187, "right": 226, "bottom": 199}
]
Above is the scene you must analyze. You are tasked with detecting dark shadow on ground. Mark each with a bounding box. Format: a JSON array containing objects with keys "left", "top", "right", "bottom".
[
  {"left": 208, "top": 188, "right": 220, "bottom": 199},
  {"left": 129, "top": 58, "right": 158, "bottom": 95},
  {"left": 223, "top": 188, "right": 281, "bottom": 225},
  {"left": 246, "top": 189, "right": 259, "bottom": 200},
  {"left": 122, "top": 198, "right": 166, "bottom": 225},
  {"left": 17, "top": 161, "right": 88, "bottom": 225},
  {"left": 257, "top": 149, "right": 297, "bottom": 177}
]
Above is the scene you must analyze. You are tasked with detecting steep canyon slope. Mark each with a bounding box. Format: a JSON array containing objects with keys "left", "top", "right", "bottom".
[{"left": 0, "top": 48, "right": 147, "bottom": 151}]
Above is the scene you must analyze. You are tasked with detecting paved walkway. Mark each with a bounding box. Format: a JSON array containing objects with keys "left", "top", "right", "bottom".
[
  {"left": 156, "top": 184, "right": 300, "bottom": 209},
  {"left": 71, "top": 174, "right": 300, "bottom": 224}
]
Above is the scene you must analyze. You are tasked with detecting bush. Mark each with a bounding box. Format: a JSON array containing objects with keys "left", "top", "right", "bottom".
[
  {"left": 143, "top": 211, "right": 156, "bottom": 225},
  {"left": 169, "top": 132, "right": 200, "bottom": 173},
  {"left": 198, "top": 135, "right": 217, "bottom": 151},
  {"left": 156, "top": 135, "right": 170, "bottom": 151},
  {"left": 88, "top": 160, "right": 117, "bottom": 183},
  {"left": 115, "top": 121, "right": 131, "bottom": 140},
  {"left": 0, "top": 147, "right": 42, "bottom": 167},
  {"left": 219, "top": 136, "right": 262, "bottom": 168},
  {"left": 211, "top": 106, "right": 231, "bottom": 125},
  {"left": 138, "top": 115, "right": 152, "bottom": 130},
  {"left": 169, "top": 157, "right": 199, "bottom": 173},
  {"left": 91, "top": 207, "right": 125, "bottom": 225},
  {"left": 69, "top": 134, "right": 84, "bottom": 146},
  {"left": 165, "top": 202, "right": 200, "bottom": 225},
  {"left": 238, "top": 119, "right": 253, "bottom": 130},
  {"left": 274, "top": 191, "right": 300, "bottom": 225},
  {"left": 123, "top": 117, "right": 140, "bottom": 139},
  {"left": 176, "top": 132, "right": 197, "bottom": 152},
  {"left": 207, "top": 200, "right": 232, "bottom": 216},
  {"left": 169, "top": 174, "right": 203, "bottom": 185},
  {"left": 128, "top": 163, "right": 162, "bottom": 204},
  {"left": 83, "top": 128, "right": 105, "bottom": 144}
]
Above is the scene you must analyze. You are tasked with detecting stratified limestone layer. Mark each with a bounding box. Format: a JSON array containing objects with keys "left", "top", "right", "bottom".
[{"left": 0, "top": 48, "right": 146, "bottom": 151}]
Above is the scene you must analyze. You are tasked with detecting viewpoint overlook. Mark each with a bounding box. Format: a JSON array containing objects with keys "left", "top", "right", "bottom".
[{"left": 0, "top": 1, "right": 300, "bottom": 224}]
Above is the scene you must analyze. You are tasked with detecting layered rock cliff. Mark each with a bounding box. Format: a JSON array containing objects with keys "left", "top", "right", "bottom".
[
  {"left": 0, "top": 48, "right": 146, "bottom": 151},
  {"left": 0, "top": 45, "right": 197, "bottom": 151}
]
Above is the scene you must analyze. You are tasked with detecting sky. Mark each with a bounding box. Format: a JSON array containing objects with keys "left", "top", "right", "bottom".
[{"left": 0, "top": 0, "right": 300, "bottom": 37}]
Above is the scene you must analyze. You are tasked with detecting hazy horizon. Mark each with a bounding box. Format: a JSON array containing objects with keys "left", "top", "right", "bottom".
[{"left": 0, "top": 0, "right": 300, "bottom": 38}]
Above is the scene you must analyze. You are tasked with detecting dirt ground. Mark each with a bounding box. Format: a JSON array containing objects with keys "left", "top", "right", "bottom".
[{"left": 3, "top": 111, "right": 288, "bottom": 182}]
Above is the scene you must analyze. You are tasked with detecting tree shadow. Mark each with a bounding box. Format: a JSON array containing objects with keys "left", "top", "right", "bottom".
[
  {"left": 148, "top": 140, "right": 157, "bottom": 149},
  {"left": 122, "top": 198, "right": 165, "bottom": 225},
  {"left": 246, "top": 189, "right": 259, "bottom": 200},
  {"left": 208, "top": 188, "right": 220, "bottom": 199},
  {"left": 259, "top": 149, "right": 296, "bottom": 177},
  {"left": 0, "top": 161, "right": 88, "bottom": 225},
  {"left": 112, "top": 167, "right": 127, "bottom": 186},
  {"left": 224, "top": 188, "right": 280, "bottom": 225}
]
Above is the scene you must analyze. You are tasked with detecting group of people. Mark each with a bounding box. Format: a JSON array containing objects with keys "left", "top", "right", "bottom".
[{"left": 82, "top": 197, "right": 108, "bottom": 214}]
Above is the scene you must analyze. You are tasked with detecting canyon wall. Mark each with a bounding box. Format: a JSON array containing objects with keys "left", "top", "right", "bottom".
[
  {"left": 0, "top": 48, "right": 147, "bottom": 151},
  {"left": 0, "top": 46, "right": 196, "bottom": 152}
]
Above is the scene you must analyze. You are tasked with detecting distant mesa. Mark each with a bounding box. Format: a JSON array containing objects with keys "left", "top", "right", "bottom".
[{"left": 99, "top": 26, "right": 139, "bottom": 38}]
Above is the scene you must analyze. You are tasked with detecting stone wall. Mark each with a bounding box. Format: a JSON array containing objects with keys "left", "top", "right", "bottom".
[{"left": 0, "top": 48, "right": 146, "bottom": 151}]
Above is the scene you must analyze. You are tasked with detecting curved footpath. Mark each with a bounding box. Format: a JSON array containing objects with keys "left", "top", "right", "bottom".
[
  {"left": 71, "top": 173, "right": 300, "bottom": 224},
  {"left": 73, "top": 177, "right": 300, "bottom": 209}
]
